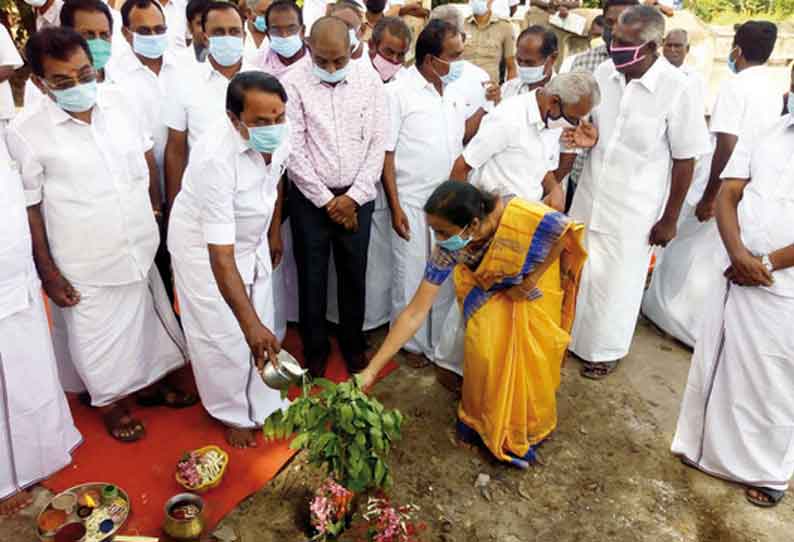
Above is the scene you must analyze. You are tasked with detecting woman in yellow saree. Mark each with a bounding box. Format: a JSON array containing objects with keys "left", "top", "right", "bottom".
[{"left": 360, "top": 181, "right": 586, "bottom": 467}]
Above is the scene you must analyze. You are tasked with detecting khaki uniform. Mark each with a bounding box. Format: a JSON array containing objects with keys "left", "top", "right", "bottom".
[
  {"left": 522, "top": 7, "right": 592, "bottom": 72},
  {"left": 463, "top": 15, "right": 515, "bottom": 83}
]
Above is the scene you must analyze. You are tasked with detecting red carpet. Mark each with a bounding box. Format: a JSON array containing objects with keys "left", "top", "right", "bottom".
[{"left": 42, "top": 329, "right": 397, "bottom": 538}]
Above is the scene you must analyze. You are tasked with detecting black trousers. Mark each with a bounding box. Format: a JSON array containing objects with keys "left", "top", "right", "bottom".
[{"left": 288, "top": 183, "right": 374, "bottom": 364}]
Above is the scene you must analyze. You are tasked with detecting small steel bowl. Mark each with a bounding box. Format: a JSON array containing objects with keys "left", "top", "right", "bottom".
[
  {"left": 260, "top": 350, "right": 307, "bottom": 390},
  {"left": 163, "top": 493, "right": 205, "bottom": 541}
]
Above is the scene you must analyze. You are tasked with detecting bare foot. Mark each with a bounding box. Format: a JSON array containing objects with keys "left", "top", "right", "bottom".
[
  {"left": 0, "top": 490, "right": 33, "bottom": 516},
  {"left": 225, "top": 427, "right": 258, "bottom": 449}
]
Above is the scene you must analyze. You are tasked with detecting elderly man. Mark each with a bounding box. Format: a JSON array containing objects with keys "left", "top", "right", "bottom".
[
  {"left": 565, "top": 0, "right": 638, "bottom": 209},
  {"left": 242, "top": 0, "right": 271, "bottom": 64},
  {"left": 0, "top": 124, "right": 82, "bottom": 517},
  {"left": 672, "top": 113, "right": 794, "bottom": 508},
  {"left": 451, "top": 71, "right": 598, "bottom": 208},
  {"left": 568, "top": 6, "right": 709, "bottom": 379},
  {"left": 369, "top": 16, "right": 411, "bottom": 82},
  {"left": 283, "top": 16, "right": 386, "bottom": 376},
  {"left": 169, "top": 72, "right": 290, "bottom": 448},
  {"left": 661, "top": 28, "right": 706, "bottom": 103},
  {"left": 163, "top": 1, "right": 255, "bottom": 208},
  {"left": 385, "top": 19, "right": 478, "bottom": 369},
  {"left": 7, "top": 28, "right": 190, "bottom": 442},
  {"left": 463, "top": 0, "right": 516, "bottom": 83}
]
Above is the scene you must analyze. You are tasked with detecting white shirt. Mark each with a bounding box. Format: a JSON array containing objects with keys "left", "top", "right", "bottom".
[
  {"left": 0, "top": 24, "right": 22, "bottom": 121},
  {"left": 709, "top": 65, "right": 780, "bottom": 142},
  {"left": 680, "top": 63, "right": 708, "bottom": 114},
  {"left": 163, "top": 61, "right": 259, "bottom": 151},
  {"left": 386, "top": 66, "right": 467, "bottom": 208},
  {"left": 243, "top": 25, "right": 269, "bottom": 66},
  {"left": 114, "top": 50, "right": 181, "bottom": 200},
  {"left": 447, "top": 61, "right": 493, "bottom": 119},
  {"left": 6, "top": 86, "right": 158, "bottom": 286},
  {"left": 570, "top": 57, "right": 710, "bottom": 237},
  {"left": 0, "top": 137, "right": 34, "bottom": 320},
  {"left": 35, "top": 0, "right": 63, "bottom": 30},
  {"left": 491, "top": 0, "right": 519, "bottom": 20},
  {"left": 161, "top": 0, "right": 188, "bottom": 50},
  {"left": 463, "top": 90, "right": 558, "bottom": 201},
  {"left": 303, "top": 0, "right": 333, "bottom": 33},
  {"left": 721, "top": 114, "right": 794, "bottom": 298},
  {"left": 169, "top": 118, "right": 290, "bottom": 283}
]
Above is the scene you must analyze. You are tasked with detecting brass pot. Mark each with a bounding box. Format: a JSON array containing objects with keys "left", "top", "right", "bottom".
[{"left": 162, "top": 493, "right": 205, "bottom": 541}]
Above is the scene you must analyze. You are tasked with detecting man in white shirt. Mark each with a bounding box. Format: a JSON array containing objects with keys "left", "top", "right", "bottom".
[
  {"left": 672, "top": 114, "right": 794, "bottom": 509},
  {"left": 0, "top": 130, "right": 82, "bottom": 517},
  {"left": 568, "top": 6, "right": 709, "bottom": 379},
  {"left": 163, "top": 1, "right": 255, "bottom": 209},
  {"left": 7, "top": 28, "right": 190, "bottom": 443},
  {"left": 160, "top": 0, "right": 189, "bottom": 50},
  {"left": 26, "top": 0, "right": 64, "bottom": 30},
  {"left": 242, "top": 0, "right": 271, "bottom": 64},
  {"left": 384, "top": 19, "right": 475, "bottom": 367},
  {"left": 0, "top": 24, "right": 23, "bottom": 131},
  {"left": 660, "top": 28, "right": 706, "bottom": 105},
  {"left": 169, "top": 72, "right": 290, "bottom": 448},
  {"left": 185, "top": 0, "right": 210, "bottom": 63},
  {"left": 116, "top": 0, "right": 183, "bottom": 302},
  {"left": 450, "top": 71, "right": 599, "bottom": 209}
]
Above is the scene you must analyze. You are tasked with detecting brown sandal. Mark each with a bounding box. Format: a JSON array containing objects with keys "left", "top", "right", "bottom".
[
  {"left": 103, "top": 405, "right": 146, "bottom": 443},
  {"left": 580, "top": 360, "right": 620, "bottom": 380}
]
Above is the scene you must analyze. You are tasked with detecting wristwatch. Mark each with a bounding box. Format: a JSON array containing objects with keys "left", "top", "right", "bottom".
[{"left": 762, "top": 254, "right": 774, "bottom": 273}]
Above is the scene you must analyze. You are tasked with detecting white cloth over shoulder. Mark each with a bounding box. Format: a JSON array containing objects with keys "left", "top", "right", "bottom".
[{"left": 168, "top": 118, "right": 291, "bottom": 428}]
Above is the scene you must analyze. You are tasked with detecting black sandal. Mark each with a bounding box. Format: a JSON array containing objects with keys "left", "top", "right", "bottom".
[
  {"left": 103, "top": 405, "right": 146, "bottom": 443},
  {"left": 580, "top": 360, "right": 620, "bottom": 380},
  {"left": 745, "top": 486, "right": 786, "bottom": 508},
  {"left": 137, "top": 383, "right": 198, "bottom": 409}
]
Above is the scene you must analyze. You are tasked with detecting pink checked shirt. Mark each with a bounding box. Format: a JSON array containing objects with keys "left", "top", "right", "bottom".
[{"left": 282, "top": 57, "right": 387, "bottom": 208}]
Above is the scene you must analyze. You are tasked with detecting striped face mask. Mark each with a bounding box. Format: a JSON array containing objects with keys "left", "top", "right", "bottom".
[{"left": 609, "top": 41, "right": 648, "bottom": 70}]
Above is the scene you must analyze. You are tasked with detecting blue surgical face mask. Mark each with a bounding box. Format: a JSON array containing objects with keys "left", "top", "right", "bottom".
[
  {"left": 727, "top": 47, "right": 738, "bottom": 74},
  {"left": 788, "top": 91, "right": 794, "bottom": 115},
  {"left": 470, "top": 0, "right": 488, "bottom": 16},
  {"left": 254, "top": 15, "right": 267, "bottom": 33},
  {"left": 87, "top": 38, "right": 112, "bottom": 71},
  {"left": 518, "top": 64, "right": 546, "bottom": 85},
  {"left": 247, "top": 123, "right": 287, "bottom": 153},
  {"left": 269, "top": 34, "right": 303, "bottom": 59},
  {"left": 208, "top": 35, "right": 244, "bottom": 66},
  {"left": 436, "top": 57, "right": 464, "bottom": 86},
  {"left": 349, "top": 28, "right": 360, "bottom": 52},
  {"left": 133, "top": 32, "right": 169, "bottom": 59},
  {"left": 49, "top": 81, "right": 98, "bottom": 113},
  {"left": 313, "top": 62, "right": 350, "bottom": 84},
  {"left": 438, "top": 224, "right": 471, "bottom": 252}
]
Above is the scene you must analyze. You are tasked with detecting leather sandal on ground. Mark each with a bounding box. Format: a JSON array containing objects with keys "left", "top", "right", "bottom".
[
  {"left": 580, "top": 360, "right": 620, "bottom": 380},
  {"left": 745, "top": 486, "right": 786, "bottom": 508},
  {"left": 103, "top": 405, "right": 146, "bottom": 443}
]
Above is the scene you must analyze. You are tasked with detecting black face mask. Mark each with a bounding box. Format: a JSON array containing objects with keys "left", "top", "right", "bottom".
[{"left": 366, "top": 0, "right": 387, "bottom": 13}]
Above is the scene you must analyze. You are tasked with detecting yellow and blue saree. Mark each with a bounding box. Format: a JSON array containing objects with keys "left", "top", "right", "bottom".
[{"left": 450, "top": 199, "right": 586, "bottom": 463}]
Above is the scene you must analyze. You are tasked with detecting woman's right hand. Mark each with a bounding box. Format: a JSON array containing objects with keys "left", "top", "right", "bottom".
[{"left": 356, "top": 365, "right": 379, "bottom": 392}]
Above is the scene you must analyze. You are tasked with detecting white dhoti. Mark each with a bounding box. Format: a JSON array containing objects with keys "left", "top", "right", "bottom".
[
  {"left": 0, "top": 277, "right": 82, "bottom": 499},
  {"left": 173, "top": 253, "right": 289, "bottom": 429},
  {"left": 433, "top": 301, "right": 465, "bottom": 375},
  {"left": 61, "top": 266, "right": 187, "bottom": 407},
  {"left": 569, "top": 230, "right": 652, "bottom": 362},
  {"left": 328, "top": 184, "right": 392, "bottom": 330},
  {"left": 390, "top": 204, "right": 455, "bottom": 359},
  {"left": 272, "top": 219, "right": 300, "bottom": 342},
  {"left": 642, "top": 204, "right": 722, "bottom": 348},
  {"left": 672, "top": 282, "right": 794, "bottom": 491}
]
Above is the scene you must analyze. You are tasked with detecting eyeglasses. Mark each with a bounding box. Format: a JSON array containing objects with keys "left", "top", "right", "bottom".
[{"left": 45, "top": 70, "right": 97, "bottom": 91}]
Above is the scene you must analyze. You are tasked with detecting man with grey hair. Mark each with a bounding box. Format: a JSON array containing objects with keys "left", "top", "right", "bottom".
[
  {"left": 568, "top": 4, "right": 710, "bottom": 379},
  {"left": 450, "top": 71, "right": 599, "bottom": 208}
]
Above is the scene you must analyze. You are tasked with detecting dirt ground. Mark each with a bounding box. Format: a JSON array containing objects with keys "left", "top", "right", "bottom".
[{"left": 3, "top": 319, "right": 793, "bottom": 542}]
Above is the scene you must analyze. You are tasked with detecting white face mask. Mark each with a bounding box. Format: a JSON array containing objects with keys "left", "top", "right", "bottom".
[
  {"left": 25, "top": 0, "right": 47, "bottom": 7},
  {"left": 518, "top": 64, "right": 546, "bottom": 85},
  {"left": 470, "top": 0, "right": 488, "bottom": 16}
]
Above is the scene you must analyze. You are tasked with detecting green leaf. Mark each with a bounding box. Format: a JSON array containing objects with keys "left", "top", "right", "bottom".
[
  {"left": 289, "top": 432, "right": 310, "bottom": 450},
  {"left": 340, "top": 404, "right": 353, "bottom": 425},
  {"left": 374, "top": 459, "right": 386, "bottom": 487},
  {"left": 355, "top": 432, "right": 366, "bottom": 448},
  {"left": 262, "top": 416, "right": 275, "bottom": 440},
  {"left": 312, "top": 377, "right": 336, "bottom": 391}
]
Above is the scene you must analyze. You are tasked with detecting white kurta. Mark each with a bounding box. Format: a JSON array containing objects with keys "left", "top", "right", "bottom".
[
  {"left": 385, "top": 66, "right": 466, "bottom": 359},
  {"left": 6, "top": 88, "right": 187, "bottom": 407},
  {"left": 568, "top": 57, "right": 710, "bottom": 363},
  {"left": 0, "top": 24, "right": 22, "bottom": 123},
  {"left": 0, "top": 138, "right": 81, "bottom": 500},
  {"left": 642, "top": 63, "right": 780, "bottom": 348},
  {"left": 168, "top": 119, "right": 290, "bottom": 429},
  {"left": 672, "top": 115, "right": 794, "bottom": 491}
]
